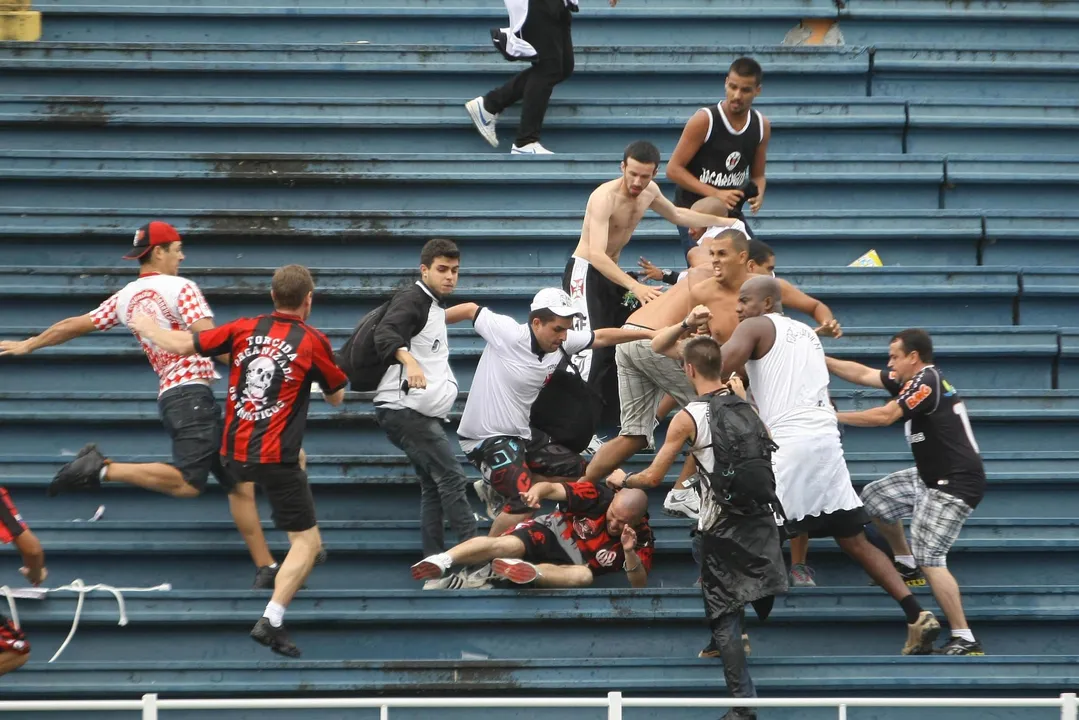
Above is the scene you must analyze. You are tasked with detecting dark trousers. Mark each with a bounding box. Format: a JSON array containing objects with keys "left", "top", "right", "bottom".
[
  {"left": 710, "top": 610, "right": 757, "bottom": 720},
  {"left": 484, "top": 0, "right": 574, "bottom": 146},
  {"left": 375, "top": 407, "right": 478, "bottom": 557}
]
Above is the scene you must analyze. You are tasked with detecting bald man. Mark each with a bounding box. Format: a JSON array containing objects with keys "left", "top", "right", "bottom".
[
  {"left": 411, "top": 480, "right": 654, "bottom": 589},
  {"left": 716, "top": 276, "right": 942, "bottom": 656}
]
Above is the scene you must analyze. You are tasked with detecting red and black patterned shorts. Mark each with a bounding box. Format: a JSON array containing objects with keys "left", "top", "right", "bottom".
[{"left": 466, "top": 430, "right": 588, "bottom": 515}]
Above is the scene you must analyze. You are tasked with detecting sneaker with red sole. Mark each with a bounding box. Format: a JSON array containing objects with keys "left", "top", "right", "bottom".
[{"left": 492, "top": 558, "right": 541, "bottom": 585}]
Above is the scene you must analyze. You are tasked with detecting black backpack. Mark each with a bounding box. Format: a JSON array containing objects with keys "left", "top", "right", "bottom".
[
  {"left": 702, "top": 391, "right": 782, "bottom": 511},
  {"left": 335, "top": 301, "right": 393, "bottom": 391},
  {"left": 530, "top": 348, "right": 604, "bottom": 454}
]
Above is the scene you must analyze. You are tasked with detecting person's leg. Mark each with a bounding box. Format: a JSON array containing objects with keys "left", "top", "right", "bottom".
[
  {"left": 790, "top": 534, "right": 809, "bottom": 565},
  {"left": 710, "top": 610, "right": 757, "bottom": 719},
  {"left": 0, "top": 651, "right": 28, "bottom": 676},
  {"left": 533, "top": 564, "right": 592, "bottom": 588},
  {"left": 378, "top": 408, "right": 448, "bottom": 554},
  {"left": 862, "top": 468, "right": 920, "bottom": 560},
  {"left": 104, "top": 462, "right": 196, "bottom": 497},
  {"left": 910, "top": 489, "right": 977, "bottom": 648},
  {"left": 252, "top": 463, "right": 320, "bottom": 657},
  {"left": 656, "top": 394, "right": 679, "bottom": 423},
  {"left": 412, "top": 533, "right": 528, "bottom": 581},
  {"left": 228, "top": 481, "right": 276, "bottom": 569},
  {"left": 513, "top": 3, "right": 567, "bottom": 146}
]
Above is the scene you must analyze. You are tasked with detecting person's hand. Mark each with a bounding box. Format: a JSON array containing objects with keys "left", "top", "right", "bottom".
[
  {"left": 130, "top": 312, "right": 158, "bottom": 339},
  {"left": 714, "top": 189, "right": 744, "bottom": 211},
  {"left": 633, "top": 282, "right": 663, "bottom": 305},
  {"left": 0, "top": 339, "right": 33, "bottom": 356},
  {"left": 605, "top": 468, "right": 627, "bottom": 490},
  {"left": 519, "top": 487, "right": 543, "bottom": 509},
  {"left": 637, "top": 257, "right": 665, "bottom": 282},
  {"left": 20, "top": 566, "right": 47, "bottom": 587},
  {"left": 727, "top": 373, "right": 746, "bottom": 400},
  {"left": 620, "top": 525, "right": 637, "bottom": 553},
  {"left": 685, "top": 305, "right": 712, "bottom": 329},
  {"left": 749, "top": 189, "right": 765, "bottom": 214},
  {"left": 404, "top": 359, "right": 427, "bottom": 389},
  {"left": 814, "top": 319, "right": 843, "bottom": 338}
]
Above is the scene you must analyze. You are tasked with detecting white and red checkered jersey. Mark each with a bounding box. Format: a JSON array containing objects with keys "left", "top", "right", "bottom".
[{"left": 90, "top": 272, "right": 219, "bottom": 396}]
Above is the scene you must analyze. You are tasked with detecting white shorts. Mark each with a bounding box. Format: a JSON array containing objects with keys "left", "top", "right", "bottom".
[{"left": 772, "top": 430, "right": 862, "bottom": 524}]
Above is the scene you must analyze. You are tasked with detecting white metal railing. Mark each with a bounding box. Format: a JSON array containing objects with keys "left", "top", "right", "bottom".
[{"left": 0, "top": 692, "right": 1075, "bottom": 719}]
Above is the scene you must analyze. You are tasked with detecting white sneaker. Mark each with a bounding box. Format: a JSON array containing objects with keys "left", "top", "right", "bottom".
[
  {"left": 423, "top": 567, "right": 492, "bottom": 590},
  {"left": 465, "top": 97, "right": 499, "bottom": 147},
  {"left": 663, "top": 487, "right": 701, "bottom": 520},
  {"left": 473, "top": 479, "right": 502, "bottom": 521},
  {"left": 585, "top": 434, "right": 606, "bottom": 455},
  {"left": 492, "top": 558, "right": 542, "bottom": 584},
  {"left": 411, "top": 552, "right": 453, "bottom": 581},
  {"left": 510, "top": 142, "right": 553, "bottom": 155}
]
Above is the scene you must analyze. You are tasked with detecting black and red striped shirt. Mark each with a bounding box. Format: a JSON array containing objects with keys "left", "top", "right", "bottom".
[{"left": 194, "top": 312, "right": 348, "bottom": 464}]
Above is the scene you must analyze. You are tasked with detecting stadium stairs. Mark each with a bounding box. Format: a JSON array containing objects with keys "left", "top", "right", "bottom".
[{"left": 1, "top": 0, "right": 1078, "bottom": 718}]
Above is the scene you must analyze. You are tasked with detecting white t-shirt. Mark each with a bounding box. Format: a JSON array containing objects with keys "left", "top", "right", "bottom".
[
  {"left": 90, "top": 272, "right": 219, "bottom": 396},
  {"left": 457, "top": 307, "right": 593, "bottom": 451}
]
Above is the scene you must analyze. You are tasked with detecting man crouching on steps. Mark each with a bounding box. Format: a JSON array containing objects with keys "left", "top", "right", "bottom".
[{"left": 411, "top": 480, "right": 654, "bottom": 589}]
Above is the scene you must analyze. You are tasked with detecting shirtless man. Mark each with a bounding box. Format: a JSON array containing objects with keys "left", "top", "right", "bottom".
[
  {"left": 583, "top": 262, "right": 715, "bottom": 484},
  {"left": 692, "top": 229, "right": 842, "bottom": 344},
  {"left": 563, "top": 140, "right": 736, "bottom": 419}
]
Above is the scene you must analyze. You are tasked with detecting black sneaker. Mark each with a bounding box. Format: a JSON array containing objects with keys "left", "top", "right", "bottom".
[
  {"left": 250, "top": 617, "right": 301, "bottom": 657},
  {"left": 49, "top": 444, "right": 105, "bottom": 497},
  {"left": 315, "top": 548, "right": 328, "bottom": 565},
  {"left": 895, "top": 561, "right": 927, "bottom": 587},
  {"left": 252, "top": 565, "right": 278, "bottom": 590},
  {"left": 936, "top": 636, "right": 985, "bottom": 656}
]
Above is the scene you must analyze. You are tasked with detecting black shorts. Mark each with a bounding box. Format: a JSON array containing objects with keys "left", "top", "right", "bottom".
[
  {"left": 785, "top": 506, "right": 871, "bottom": 540},
  {"left": 222, "top": 459, "right": 316, "bottom": 532},
  {"left": 0, "top": 488, "right": 27, "bottom": 545},
  {"left": 158, "top": 384, "right": 233, "bottom": 493},
  {"left": 509, "top": 520, "right": 574, "bottom": 566},
  {"left": 466, "top": 429, "right": 588, "bottom": 515}
]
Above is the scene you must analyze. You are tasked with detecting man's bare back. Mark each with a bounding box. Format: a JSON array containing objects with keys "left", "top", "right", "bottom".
[{"left": 572, "top": 177, "right": 659, "bottom": 264}]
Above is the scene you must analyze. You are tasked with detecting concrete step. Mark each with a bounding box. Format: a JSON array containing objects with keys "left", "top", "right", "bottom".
[{"left": 7, "top": 586, "right": 1078, "bottom": 661}]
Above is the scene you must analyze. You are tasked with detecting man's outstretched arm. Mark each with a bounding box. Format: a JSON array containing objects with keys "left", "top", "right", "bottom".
[{"left": 0, "top": 313, "right": 97, "bottom": 356}]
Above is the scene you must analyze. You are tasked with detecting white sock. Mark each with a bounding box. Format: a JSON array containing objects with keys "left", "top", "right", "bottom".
[
  {"left": 427, "top": 553, "right": 454, "bottom": 574},
  {"left": 263, "top": 601, "right": 286, "bottom": 628},
  {"left": 952, "top": 628, "right": 975, "bottom": 643},
  {"left": 895, "top": 555, "right": 916, "bottom": 569},
  {"left": 269, "top": 562, "right": 279, "bottom": 570},
  {"left": 98, "top": 466, "right": 108, "bottom": 482}
]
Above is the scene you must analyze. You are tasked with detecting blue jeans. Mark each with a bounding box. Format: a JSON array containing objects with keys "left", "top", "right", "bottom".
[{"left": 375, "top": 407, "right": 477, "bottom": 556}]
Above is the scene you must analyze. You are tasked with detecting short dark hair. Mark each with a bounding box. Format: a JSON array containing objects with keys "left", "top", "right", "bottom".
[
  {"left": 683, "top": 336, "right": 723, "bottom": 380},
  {"left": 891, "top": 328, "right": 934, "bottom": 363},
  {"left": 714, "top": 228, "right": 749, "bottom": 254},
  {"left": 748, "top": 238, "right": 775, "bottom": 265},
  {"left": 271, "top": 264, "right": 315, "bottom": 310},
  {"left": 528, "top": 308, "right": 559, "bottom": 325},
  {"left": 139, "top": 242, "right": 175, "bottom": 266},
  {"left": 729, "top": 57, "right": 763, "bottom": 85},
  {"left": 420, "top": 238, "right": 460, "bottom": 268},
  {"left": 623, "top": 140, "right": 661, "bottom": 168}
]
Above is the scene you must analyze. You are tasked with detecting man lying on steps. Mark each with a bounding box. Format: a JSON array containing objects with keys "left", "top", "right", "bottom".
[{"left": 411, "top": 480, "right": 654, "bottom": 588}]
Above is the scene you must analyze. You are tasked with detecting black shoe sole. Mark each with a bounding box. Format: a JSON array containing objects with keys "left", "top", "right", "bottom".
[{"left": 250, "top": 624, "right": 301, "bottom": 658}]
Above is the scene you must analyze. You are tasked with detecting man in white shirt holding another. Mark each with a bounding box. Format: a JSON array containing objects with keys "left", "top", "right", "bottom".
[{"left": 454, "top": 288, "right": 652, "bottom": 536}]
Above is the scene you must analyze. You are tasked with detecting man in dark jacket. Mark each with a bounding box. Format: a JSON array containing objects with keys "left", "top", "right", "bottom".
[{"left": 372, "top": 239, "right": 484, "bottom": 589}]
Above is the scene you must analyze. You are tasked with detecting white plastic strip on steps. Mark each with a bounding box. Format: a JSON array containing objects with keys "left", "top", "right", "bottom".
[{"left": 0, "top": 579, "right": 171, "bottom": 662}]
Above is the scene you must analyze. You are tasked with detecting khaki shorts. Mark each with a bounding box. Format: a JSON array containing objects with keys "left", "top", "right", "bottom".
[{"left": 615, "top": 328, "right": 697, "bottom": 447}]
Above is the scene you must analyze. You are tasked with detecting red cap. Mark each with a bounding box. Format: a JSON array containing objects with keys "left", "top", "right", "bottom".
[{"left": 123, "top": 221, "right": 182, "bottom": 260}]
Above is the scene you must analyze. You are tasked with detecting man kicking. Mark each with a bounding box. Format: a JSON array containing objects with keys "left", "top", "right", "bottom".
[
  {"left": 685, "top": 275, "right": 940, "bottom": 655},
  {"left": 0, "top": 222, "right": 275, "bottom": 587},
  {"left": 563, "top": 140, "right": 737, "bottom": 423},
  {"left": 412, "top": 480, "right": 654, "bottom": 589},
  {"left": 827, "top": 329, "right": 986, "bottom": 655}
]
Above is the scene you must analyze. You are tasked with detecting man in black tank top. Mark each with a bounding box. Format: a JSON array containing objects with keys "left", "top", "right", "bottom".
[{"left": 667, "top": 57, "right": 771, "bottom": 259}]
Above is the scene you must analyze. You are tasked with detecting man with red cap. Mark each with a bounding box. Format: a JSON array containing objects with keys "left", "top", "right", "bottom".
[{"left": 0, "top": 222, "right": 278, "bottom": 588}]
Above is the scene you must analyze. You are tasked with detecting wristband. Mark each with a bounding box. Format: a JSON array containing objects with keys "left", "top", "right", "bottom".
[
  {"left": 623, "top": 559, "right": 642, "bottom": 572},
  {"left": 680, "top": 319, "right": 690, "bottom": 331},
  {"left": 622, "top": 473, "right": 635, "bottom": 489}
]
